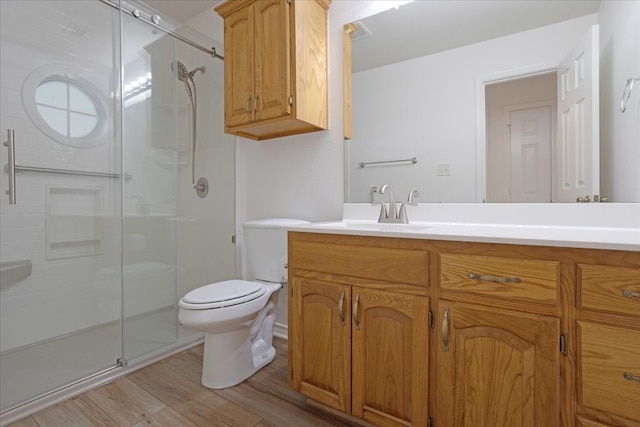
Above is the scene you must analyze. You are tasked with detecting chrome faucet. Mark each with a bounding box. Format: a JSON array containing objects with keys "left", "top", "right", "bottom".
[
  {"left": 377, "top": 185, "right": 401, "bottom": 223},
  {"left": 398, "top": 189, "right": 420, "bottom": 223}
]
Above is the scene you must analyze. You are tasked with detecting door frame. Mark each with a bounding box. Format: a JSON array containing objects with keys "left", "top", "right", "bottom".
[{"left": 475, "top": 63, "right": 557, "bottom": 203}]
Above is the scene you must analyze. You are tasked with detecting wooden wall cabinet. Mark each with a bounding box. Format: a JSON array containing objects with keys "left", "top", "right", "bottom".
[
  {"left": 287, "top": 232, "right": 640, "bottom": 427},
  {"left": 215, "top": 0, "right": 330, "bottom": 141}
]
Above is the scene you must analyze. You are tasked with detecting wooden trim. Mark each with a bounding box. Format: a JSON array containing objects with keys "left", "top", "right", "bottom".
[{"left": 343, "top": 23, "right": 357, "bottom": 140}]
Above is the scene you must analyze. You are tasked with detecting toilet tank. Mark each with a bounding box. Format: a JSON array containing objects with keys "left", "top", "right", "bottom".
[{"left": 243, "top": 218, "right": 309, "bottom": 283}]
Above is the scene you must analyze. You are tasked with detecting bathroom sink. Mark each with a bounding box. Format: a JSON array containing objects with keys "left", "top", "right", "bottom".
[{"left": 310, "top": 221, "right": 434, "bottom": 233}]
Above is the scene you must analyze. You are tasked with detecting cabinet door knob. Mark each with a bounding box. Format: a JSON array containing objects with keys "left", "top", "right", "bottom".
[
  {"left": 338, "top": 289, "right": 346, "bottom": 326},
  {"left": 623, "top": 289, "right": 640, "bottom": 299},
  {"left": 442, "top": 308, "right": 449, "bottom": 352},
  {"left": 255, "top": 93, "right": 260, "bottom": 118},
  {"left": 352, "top": 292, "right": 360, "bottom": 330}
]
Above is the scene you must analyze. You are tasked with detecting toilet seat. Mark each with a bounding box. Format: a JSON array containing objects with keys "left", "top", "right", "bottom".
[{"left": 180, "top": 280, "right": 266, "bottom": 310}]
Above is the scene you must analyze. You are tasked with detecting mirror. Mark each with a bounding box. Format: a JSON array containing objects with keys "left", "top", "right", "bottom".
[{"left": 345, "top": 0, "right": 639, "bottom": 203}]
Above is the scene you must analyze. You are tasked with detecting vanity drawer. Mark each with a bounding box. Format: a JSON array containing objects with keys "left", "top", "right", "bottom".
[
  {"left": 439, "top": 253, "right": 559, "bottom": 304},
  {"left": 579, "top": 264, "right": 640, "bottom": 318},
  {"left": 578, "top": 321, "right": 640, "bottom": 422},
  {"left": 289, "top": 240, "right": 429, "bottom": 286}
]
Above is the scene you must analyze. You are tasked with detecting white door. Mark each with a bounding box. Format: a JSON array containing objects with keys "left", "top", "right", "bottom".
[
  {"left": 510, "top": 107, "right": 552, "bottom": 202},
  {"left": 555, "top": 25, "right": 600, "bottom": 203}
]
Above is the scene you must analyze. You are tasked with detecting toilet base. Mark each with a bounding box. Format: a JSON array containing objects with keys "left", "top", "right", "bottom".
[{"left": 201, "top": 328, "right": 276, "bottom": 389}]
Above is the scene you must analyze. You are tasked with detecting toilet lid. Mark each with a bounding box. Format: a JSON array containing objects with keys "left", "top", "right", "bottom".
[{"left": 180, "top": 280, "right": 266, "bottom": 309}]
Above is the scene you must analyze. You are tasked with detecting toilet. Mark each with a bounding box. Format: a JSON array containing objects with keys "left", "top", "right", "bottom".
[{"left": 178, "top": 218, "right": 307, "bottom": 389}]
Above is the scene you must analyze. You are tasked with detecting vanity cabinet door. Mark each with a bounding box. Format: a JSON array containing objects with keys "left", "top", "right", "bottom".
[
  {"left": 352, "top": 287, "right": 429, "bottom": 427},
  {"left": 289, "top": 277, "right": 351, "bottom": 412},
  {"left": 436, "top": 300, "right": 560, "bottom": 427}
]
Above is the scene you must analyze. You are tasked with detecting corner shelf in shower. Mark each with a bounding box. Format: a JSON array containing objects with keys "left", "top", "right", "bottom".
[{"left": 0, "top": 259, "right": 32, "bottom": 289}]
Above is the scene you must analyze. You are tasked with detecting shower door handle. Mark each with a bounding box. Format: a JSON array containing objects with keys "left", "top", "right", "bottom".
[{"left": 3, "top": 129, "right": 16, "bottom": 205}]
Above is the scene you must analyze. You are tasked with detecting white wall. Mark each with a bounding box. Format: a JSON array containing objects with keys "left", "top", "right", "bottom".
[
  {"left": 599, "top": 0, "right": 640, "bottom": 203},
  {"left": 349, "top": 14, "right": 597, "bottom": 203}
]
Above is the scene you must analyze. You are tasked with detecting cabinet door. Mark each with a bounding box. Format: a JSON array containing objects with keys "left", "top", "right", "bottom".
[
  {"left": 289, "top": 277, "right": 351, "bottom": 412},
  {"left": 436, "top": 301, "right": 560, "bottom": 427},
  {"left": 223, "top": 3, "right": 255, "bottom": 127},
  {"left": 253, "top": 0, "right": 291, "bottom": 122},
  {"left": 352, "top": 287, "right": 429, "bottom": 427}
]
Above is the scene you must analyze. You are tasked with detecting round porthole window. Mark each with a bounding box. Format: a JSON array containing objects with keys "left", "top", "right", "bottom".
[{"left": 23, "top": 64, "right": 109, "bottom": 147}]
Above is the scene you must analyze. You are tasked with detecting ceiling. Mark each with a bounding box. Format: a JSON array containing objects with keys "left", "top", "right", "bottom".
[
  {"left": 143, "top": 0, "right": 221, "bottom": 24},
  {"left": 351, "top": 0, "right": 601, "bottom": 73},
  {"left": 140, "top": 0, "right": 601, "bottom": 74}
]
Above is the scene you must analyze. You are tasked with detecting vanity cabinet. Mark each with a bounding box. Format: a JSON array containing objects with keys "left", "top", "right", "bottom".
[
  {"left": 436, "top": 301, "right": 560, "bottom": 426},
  {"left": 287, "top": 232, "right": 640, "bottom": 427},
  {"left": 576, "top": 264, "right": 640, "bottom": 427},
  {"left": 288, "top": 234, "right": 430, "bottom": 427},
  {"left": 215, "top": 0, "right": 330, "bottom": 141},
  {"left": 437, "top": 252, "right": 562, "bottom": 426}
]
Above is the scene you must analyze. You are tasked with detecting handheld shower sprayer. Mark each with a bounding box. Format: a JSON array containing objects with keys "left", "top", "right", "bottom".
[{"left": 171, "top": 60, "right": 207, "bottom": 190}]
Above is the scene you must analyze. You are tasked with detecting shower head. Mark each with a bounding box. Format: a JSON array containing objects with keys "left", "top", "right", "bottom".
[{"left": 171, "top": 60, "right": 190, "bottom": 82}]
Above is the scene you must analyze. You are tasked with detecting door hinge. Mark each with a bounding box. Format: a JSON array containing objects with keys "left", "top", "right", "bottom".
[
  {"left": 231, "top": 235, "right": 236, "bottom": 244},
  {"left": 289, "top": 95, "right": 294, "bottom": 106},
  {"left": 559, "top": 332, "right": 568, "bottom": 356},
  {"left": 427, "top": 416, "right": 433, "bottom": 427},
  {"left": 428, "top": 309, "right": 434, "bottom": 328}
]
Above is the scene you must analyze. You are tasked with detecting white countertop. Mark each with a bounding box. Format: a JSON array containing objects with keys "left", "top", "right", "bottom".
[{"left": 286, "top": 203, "right": 640, "bottom": 251}]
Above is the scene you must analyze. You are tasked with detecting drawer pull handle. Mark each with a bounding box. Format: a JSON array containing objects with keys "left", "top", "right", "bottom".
[
  {"left": 623, "top": 290, "right": 640, "bottom": 299},
  {"left": 353, "top": 293, "right": 360, "bottom": 330},
  {"left": 338, "top": 289, "right": 345, "bottom": 326},
  {"left": 624, "top": 372, "right": 640, "bottom": 382},
  {"left": 468, "top": 273, "right": 521, "bottom": 284},
  {"left": 442, "top": 308, "right": 449, "bottom": 352}
]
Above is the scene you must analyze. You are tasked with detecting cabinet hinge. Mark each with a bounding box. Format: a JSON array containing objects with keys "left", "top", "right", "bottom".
[
  {"left": 427, "top": 416, "right": 433, "bottom": 427},
  {"left": 289, "top": 95, "right": 294, "bottom": 106},
  {"left": 559, "top": 332, "right": 568, "bottom": 356},
  {"left": 290, "top": 285, "right": 293, "bottom": 297},
  {"left": 428, "top": 309, "right": 434, "bottom": 328}
]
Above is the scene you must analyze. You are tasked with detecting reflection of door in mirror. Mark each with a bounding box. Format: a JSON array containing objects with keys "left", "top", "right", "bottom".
[
  {"left": 486, "top": 74, "right": 556, "bottom": 203},
  {"left": 482, "top": 25, "right": 599, "bottom": 204}
]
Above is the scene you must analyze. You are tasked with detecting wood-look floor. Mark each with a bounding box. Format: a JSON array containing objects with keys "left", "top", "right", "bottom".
[{"left": 8, "top": 338, "right": 358, "bottom": 427}]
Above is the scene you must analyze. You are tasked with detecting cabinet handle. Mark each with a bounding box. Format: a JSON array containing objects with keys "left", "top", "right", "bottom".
[
  {"left": 442, "top": 307, "right": 449, "bottom": 352},
  {"left": 254, "top": 93, "right": 260, "bottom": 118},
  {"left": 468, "top": 272, "right": 521, "bottom": 284},
  {"left": 338, "top": 289, "right": 345, "bottom": 326},
  {"left": 247, "top": 96, "right": 252, "bottom": 118},
  {"left": 352, "top": 292, "right": 360, "bottom": 330},
  {"left": 623, "top": 372, "right": 640, "bottom": 382},
  {"left": 623, "top": 289, "right": 640, "bottom": 299}
]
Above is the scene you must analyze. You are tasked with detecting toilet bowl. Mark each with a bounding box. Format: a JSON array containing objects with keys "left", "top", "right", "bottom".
[{"left": 178, "top": 218, "right": 308, "bottom": 389}]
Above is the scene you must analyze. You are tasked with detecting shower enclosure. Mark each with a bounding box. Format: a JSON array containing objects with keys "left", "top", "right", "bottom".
[{"left": 0, "top": 0, "right": 235, "bottom": 417}]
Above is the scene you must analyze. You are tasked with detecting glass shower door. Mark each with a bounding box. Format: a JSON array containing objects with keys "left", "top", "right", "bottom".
[
  {"left": 0, "top": 0, "right": 122, "bottom": 411},
  {"left": 120, "top": 6, "right": 180, "bottom": 361}
]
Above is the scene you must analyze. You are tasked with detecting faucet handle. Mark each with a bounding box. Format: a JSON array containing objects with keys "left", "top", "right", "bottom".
[
  {"left": 407, "top": 189, "right": 421, "bottom": 205},
  {"left": 398, "top": 189, "right": 420, "bottom": 224}
]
